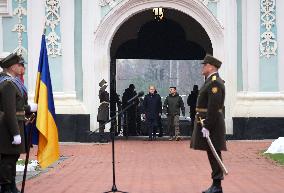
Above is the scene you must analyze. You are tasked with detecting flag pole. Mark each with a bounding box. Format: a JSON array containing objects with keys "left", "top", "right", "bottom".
[{"left": 21, "top": 114, "right": 36, "bottom": 193}]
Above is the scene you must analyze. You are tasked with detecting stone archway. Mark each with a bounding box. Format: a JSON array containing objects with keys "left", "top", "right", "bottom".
[{"left": 87, "top": 0, "right": 225, "bottom": 131}]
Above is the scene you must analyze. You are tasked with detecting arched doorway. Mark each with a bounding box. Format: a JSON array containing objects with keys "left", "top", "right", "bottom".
[
  {"left": 109, "top": 8, "right": 213, "bottom": 135},
  {"left": 88, "top": 0, "right": 224, "bottom": 131}
]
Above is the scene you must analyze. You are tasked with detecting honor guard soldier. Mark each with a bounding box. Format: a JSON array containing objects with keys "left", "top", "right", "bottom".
[
  {"left": 190, "top": 54, "right": 227, "bottom": 193},
  {"left": 0, "top": 52, "right": 37, "bottom": 193},
  {"left": 97, "top": 79, "right": 109, "bottom": 143}
]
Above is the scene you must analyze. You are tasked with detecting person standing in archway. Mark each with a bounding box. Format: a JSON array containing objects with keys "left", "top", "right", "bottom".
[
  {"left": 163, "top": 86, "right": 185, "bottom": 141},
  {"left": 190, "top": 54, "right": 226, "bottom": 193},
  {"left": 187, "top": 85, "right": 199, "bottom": 128},
  {"left": 142, "top": 85, "right": 162, "bottom": 141},
  {"left": 122, "top": 84, "right": 138, "bottom": 137}
]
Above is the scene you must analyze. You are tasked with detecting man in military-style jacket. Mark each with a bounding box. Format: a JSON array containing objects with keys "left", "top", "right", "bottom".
[
  {"left": 97, "top": 79, "right": 109, "bottom": 143},
  {"left": 0, "top": 52, "right": 37, "bottom": 193},
  {"left": 190, "top": 54, "right": 226, "bottom": 193}
]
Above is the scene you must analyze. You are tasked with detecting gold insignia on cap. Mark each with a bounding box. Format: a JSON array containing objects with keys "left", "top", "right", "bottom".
[
  {"left": 212, "top": 75, "right": 217, "bottom": 81},
  {"left": 212, "top": 87, "right": 218, "bottom": 94}
]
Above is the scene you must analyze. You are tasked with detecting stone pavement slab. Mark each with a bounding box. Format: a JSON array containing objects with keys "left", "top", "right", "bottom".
[{"left": 20, "top": 140, "right": 284, "bottom": 193}]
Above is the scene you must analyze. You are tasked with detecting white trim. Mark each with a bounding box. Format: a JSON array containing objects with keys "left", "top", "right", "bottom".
[
  {"left": 234, "top": 92, "right": 284, "bottom": 117},
  {"left": 223, "top": 0, "right": 238, "bottom": 134},
  {"left": 29, "top": 92, "right": 86, "bottom": 114},
  {"left": 245, "top": 0, "right": 260, "bottom": 92},
  {"left": 277, "top": 0, "right": 284, "bottom": 91},
  {"left": 217, "top": 0, "right": 225, "bottom": 27},
  {"left": 82, "top": 0, "right": 101, "bottom": 130},
  {"left": 0, "top": 0, "right": 12, "bottom": 17},
  {"left": 61, "top": 0, "right": 76, "bottom": 93},
  {"left": 0, "top": 17, "right": 3, "bottom": 53},
  {"left": 87, "top": 0, "right": 226, "bottom": 131}
]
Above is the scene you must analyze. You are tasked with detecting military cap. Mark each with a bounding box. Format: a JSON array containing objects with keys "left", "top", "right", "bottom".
[
  {"left": 100, "top": 84, "right": 108, "bottom": 91},
  {"left": 99, "top": 79, "right": 107, "bottom": 87},
  {"left": 0, "top": 52, "right": 25, "bottom": 68},
  {"left": 201, "top": 54, "right": 222, "bottom": 68}
]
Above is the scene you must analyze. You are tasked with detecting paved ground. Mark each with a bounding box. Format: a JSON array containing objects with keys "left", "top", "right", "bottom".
[{"left": 19, "top": 139, "right": 284, "bottom": 193}]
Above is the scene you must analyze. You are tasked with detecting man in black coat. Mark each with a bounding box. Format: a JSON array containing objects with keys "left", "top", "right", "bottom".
[
  {"left": 0, "top": 52, "right": 37, "bottom": 193},
  {"left": 190, "top": 54, "right": 226, "bottom": 193},
  {"left": 187, "top": 85, "right": 199, "bottom": 128},
  {"left": 142, "top": 85, "right": 162, "bottom": 140},
  {"left": 122, "top": 84, "right": 138, "bottom": 136}
]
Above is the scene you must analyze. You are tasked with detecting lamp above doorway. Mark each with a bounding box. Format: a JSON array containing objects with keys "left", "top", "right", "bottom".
[{"left": 153, "top": 7, "right": 164, "bottom": 21}]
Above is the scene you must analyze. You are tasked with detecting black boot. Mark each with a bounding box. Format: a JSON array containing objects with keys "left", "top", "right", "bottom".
[
  {"left": 202, "top": 180, "right": 223, "bottom": 193},
  {"left": 1, "top": 184, "right": 13, "bottom": 193},
  {"left": 11, "top": 180, "right": 20, "bottom": 193}
]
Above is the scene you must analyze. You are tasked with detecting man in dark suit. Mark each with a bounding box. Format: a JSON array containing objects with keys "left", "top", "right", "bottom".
[
  {"left": 190, "top": 54, "right": 226, "bottom": 193},
  {"left": 0, "top": 52, "right": 37, "bottom": 193},
  {"left": 142, "top": 85, "right": 162, "bottom": 140}
]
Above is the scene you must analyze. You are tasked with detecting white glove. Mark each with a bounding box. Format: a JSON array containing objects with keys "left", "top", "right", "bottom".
[
  {"left": 201, "top": 127, "right": 210, "bottom": 138},
  {"left": 12, "top": 134, "right": 21, "bottom": 145},
  {"left": 29, "top": 102, "right": 38, "bottom": 112}
]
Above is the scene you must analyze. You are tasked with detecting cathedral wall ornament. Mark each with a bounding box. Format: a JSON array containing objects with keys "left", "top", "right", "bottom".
[
  {"left": 45, "top": 0, "right": 62, "bottom": 57},
  {"left": 260, "top": 0, "right": 277, "bottom": 58},
  {"left": 12, "top": 0, "right": 27, "bottom": 55},
  {"left": 201, "top": 0, "right": 219, "bottom": 6},
  {"left": 99, "top": 0, "right": 117, "bottom": 8}
]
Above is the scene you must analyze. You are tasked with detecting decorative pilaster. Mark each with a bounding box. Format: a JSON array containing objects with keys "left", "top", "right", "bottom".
[
  {"left": 259, "top": 0, "right": 277, "bottom": 58},
  {"left": 12, "top": 0, "right": 27, "bottom": 55},
  {"left": 45, "top": 0, "right": 62, "bottom": 57}
]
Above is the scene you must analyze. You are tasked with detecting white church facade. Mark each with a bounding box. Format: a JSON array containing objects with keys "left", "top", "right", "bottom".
[{"left": 1, "top": 0, "right": 284, "bottom": 141}]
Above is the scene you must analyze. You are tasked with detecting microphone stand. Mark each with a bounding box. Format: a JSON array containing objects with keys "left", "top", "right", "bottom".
[{"left": 90, "top": 100, "right": 139, "bottom": 193}]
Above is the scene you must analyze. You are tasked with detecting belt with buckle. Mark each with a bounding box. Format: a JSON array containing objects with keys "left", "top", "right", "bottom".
[
  {"left": 196, "top": 108, "right": 223, "bottom": 113},
  {"left": 16, "top": 111, "right": 25, "bottom": 116}
]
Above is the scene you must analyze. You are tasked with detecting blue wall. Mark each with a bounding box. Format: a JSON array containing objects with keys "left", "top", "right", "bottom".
[
  {"left": 74, "top": 0, "right": 83, "bottom": 100},
  {"left": 259, "top": 0, "right": 278, "bottom": 91},
  {"left": 237, "top": 0, "right": 243, "bottom": 91}
]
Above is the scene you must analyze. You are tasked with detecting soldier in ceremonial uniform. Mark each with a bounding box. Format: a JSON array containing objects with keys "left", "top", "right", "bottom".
[
  {"left": 97, "top": 79, "right": 109, "bottom": 143},
  {"left": 190, "top": 54, "right": 226, "bottom": 193},
  {"left": 0, "top": 52, "right": 37, "bottom": 193}
]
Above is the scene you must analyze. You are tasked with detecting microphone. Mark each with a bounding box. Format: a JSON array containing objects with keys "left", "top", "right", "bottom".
[{"left": 127, "top": 91, "right": 144, "bottom": 103}]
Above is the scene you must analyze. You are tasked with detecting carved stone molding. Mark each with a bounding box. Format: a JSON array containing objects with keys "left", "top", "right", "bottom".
[
  {"left": 12, "top": 0, "right": 27, "bottom": 55},
  {"left": 45, "top": 0, "right": 62, "bottom": 57},
  {"left": 260, "top": 0, "right": 277, "bottom": 58}
]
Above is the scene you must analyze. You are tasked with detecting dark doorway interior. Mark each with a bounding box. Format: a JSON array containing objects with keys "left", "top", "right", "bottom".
[{"left": 110, "top": 9, "right": 212, "bottom": 136}]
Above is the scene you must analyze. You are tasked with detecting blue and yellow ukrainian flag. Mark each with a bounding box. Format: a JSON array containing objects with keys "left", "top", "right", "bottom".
[{"left": 34, "top": 34, "right": 60, "bottom": 169}]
